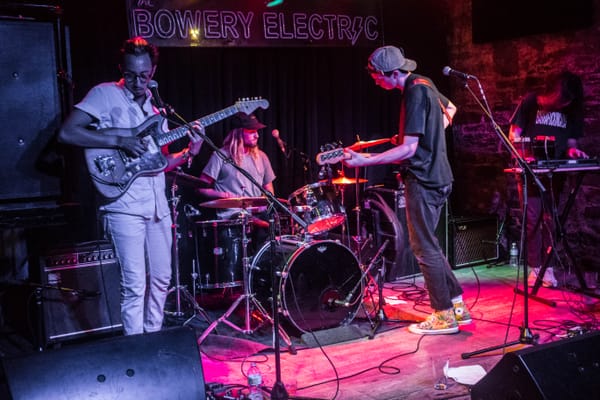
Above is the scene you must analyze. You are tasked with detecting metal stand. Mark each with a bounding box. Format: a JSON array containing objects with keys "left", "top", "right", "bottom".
[
  {"left": 518, "top": 170, "right": 600, "bottom": 304},
  {"left": 458, "top": 76, "right": 542, "bottom": 359},
  {"left": 197, "top": 210, "right": 295, "bottom": 352},
  {"left": 368, "top": 254, "right": 388, "bottom": 339},
  {"left": 164, "top": 178, "right": 210, "bottom": 325}
]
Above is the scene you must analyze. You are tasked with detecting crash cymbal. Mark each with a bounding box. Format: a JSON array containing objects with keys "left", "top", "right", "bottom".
[
  {"left": 166, "top": 170, "right": 203, "bottom": 185},
  {"left": 329, "top": 177, "right": 368, "bottom": 185},
  {"left": 347, "top": 138, "right": 390, "bottom": 151},
  {"left": 199, "top": 197, "right": 270, "bottom": 209}
]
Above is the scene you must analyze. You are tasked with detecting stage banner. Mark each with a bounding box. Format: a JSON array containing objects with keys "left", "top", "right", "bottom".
[{"left": 126, "top": 0, "right": 383, "bottom": 47}]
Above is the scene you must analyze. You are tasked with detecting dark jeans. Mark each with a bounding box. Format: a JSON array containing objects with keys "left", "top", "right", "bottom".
[
  {"left": 404, "top": 174, "right": 463, "bottom": 310},
  {"left": 517, "top": 174, "right": 563, "bottom": 268}
]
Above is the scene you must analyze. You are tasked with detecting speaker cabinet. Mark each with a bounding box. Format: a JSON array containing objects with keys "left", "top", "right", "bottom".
[
  {"left": 41, "top": 241, "right": 122, "bottom": 344},
  {"left": 0, "top": 19, "right": 68, "bottom": 202},
  {"left": 471, "top": 331, "right": 600, "bottom": 400},
  {"left": 1, "top": 327, "right": 206, "bottom": 400},
  {"left": 448, "top": 216, "right": 498, "bottom": 269}
]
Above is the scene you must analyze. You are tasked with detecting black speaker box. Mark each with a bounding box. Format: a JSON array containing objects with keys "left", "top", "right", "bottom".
[
  {"left": 471, "top": 331, "right": 600, "bottom": 400},
  {"left": 0, "top": 19, "right": 68, "bottom": 202},
  {"left": 448, "top": 216, "right": 498, "bottom": 269},
  {"left": 41, "top": 241, "right": 122, "bottom": 344},
  {"left": 1, "top": 327, "right": 206, "bottom": 400}
]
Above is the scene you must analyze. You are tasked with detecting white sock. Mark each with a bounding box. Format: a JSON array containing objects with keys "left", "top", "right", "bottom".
[{"left": 451, "top": 295, "right": 463, "bottom": 304}]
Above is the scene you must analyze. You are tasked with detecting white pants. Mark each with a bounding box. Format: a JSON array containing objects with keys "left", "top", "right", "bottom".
[{"left": 105, "top": 212, "right": 172, "bottom": 335}]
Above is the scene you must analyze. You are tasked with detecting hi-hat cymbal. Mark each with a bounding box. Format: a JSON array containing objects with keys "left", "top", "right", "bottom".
[
  {"left": 347, "top": 138, "right": 390, "bottom": 151},
  {"left": 199, "top": 197, "right": 270, "bottom": 209},
  {"left": 329, "top": 177, "right": 368, "bottom": 185}
]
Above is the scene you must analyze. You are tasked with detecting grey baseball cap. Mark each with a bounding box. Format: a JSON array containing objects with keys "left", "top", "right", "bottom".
[{"left": 368, "top": 45, "right": 417, "bottom": 73}]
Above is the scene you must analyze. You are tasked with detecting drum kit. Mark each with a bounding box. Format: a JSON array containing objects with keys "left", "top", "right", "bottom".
[{"left": 168, "top": 138, "right": 399, "bottom": 343}]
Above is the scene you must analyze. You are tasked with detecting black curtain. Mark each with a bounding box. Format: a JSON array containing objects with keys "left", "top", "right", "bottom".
[{"left": 60, "top": 0, "right": 451, "bottom": 237}]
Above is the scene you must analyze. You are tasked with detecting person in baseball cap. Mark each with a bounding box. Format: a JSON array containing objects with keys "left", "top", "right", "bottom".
[
  {"left": 346, "top": 44, "right": 466, "bottom": 336},
  {"left": 230, "top": 112, "right": 266, "bottom": 130},
  {"left": 367, "top": 45, "right": 417, "bottom": 73}
]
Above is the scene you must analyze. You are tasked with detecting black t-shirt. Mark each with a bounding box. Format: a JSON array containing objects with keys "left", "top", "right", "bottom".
[
  {"left": 510, "top": 92, "right": 584, "bottom": 158},
  {"left": 401, "top": 74, "right": 453, "bottom": 188}
]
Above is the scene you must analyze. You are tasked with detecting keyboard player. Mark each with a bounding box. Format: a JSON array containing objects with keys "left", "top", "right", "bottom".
[{"left": 508, "top": 70, "right": 589, "bottom": 288}]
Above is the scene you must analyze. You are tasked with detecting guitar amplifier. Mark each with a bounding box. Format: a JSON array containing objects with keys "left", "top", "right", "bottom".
[
  {"left": 449, "top": 216, "right": 499, "bottom": 269},
  {"left": 40, "top": 241, "right": 122, "bottom": 345}
]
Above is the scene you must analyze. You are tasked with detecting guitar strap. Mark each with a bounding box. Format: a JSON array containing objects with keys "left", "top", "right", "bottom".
[
  {"left": 393, "top": 77, "right": 454, "bottom": 146},
  {"left": 409, "top": 77, "right": 453, "bottom": 125}
]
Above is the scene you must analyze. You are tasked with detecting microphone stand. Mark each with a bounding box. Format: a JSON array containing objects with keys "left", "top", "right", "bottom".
[
  {"left": 164, "top": 103, "right": 308, "bottom": 400},
  {"left": 454, "top": 76, "right": 545, "bottom": 359}
]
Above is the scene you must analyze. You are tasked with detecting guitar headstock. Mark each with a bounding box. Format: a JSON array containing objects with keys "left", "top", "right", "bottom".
[
  {"left": 315, "top": 142, "right": 346, "bottom": 165},
  {"left": 235, "top": 97, "right": 270, "bottom": 115}
]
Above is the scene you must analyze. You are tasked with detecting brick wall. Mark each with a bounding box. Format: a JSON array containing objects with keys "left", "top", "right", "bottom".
[{"left": 445, "top": 0, "right": 600, "bottom": 267}]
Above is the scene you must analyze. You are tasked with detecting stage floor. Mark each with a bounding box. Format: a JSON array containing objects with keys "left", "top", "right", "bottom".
[
  {"left": 189, "top": 262, "right": 600, "bottom": 399},
  {"left": 1, "top": 262, "right": 599, "bottom": 399}
]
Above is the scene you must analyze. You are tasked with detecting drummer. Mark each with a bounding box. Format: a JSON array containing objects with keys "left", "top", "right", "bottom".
[{"left": 197, "top": 112, "right": 276, "bottom": 231}]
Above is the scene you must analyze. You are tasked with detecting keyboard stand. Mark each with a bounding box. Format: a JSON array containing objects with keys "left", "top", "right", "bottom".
[{"left": 516, "top": 170, "right": 600, "bottom": 305}]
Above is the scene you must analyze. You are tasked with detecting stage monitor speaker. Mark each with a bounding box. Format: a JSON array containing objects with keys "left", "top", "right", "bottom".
[
  {"left": 0, "top": 19, "right": 67, "bottom": 202},
  {"left": 448, "top": 216, "right": 498, "bottom": 269},
  {"left": 471, "top": 331, "right": 600, "bottom": 400},
  {"left": 1, "top": 326, "right": 206, "bottom": 400},
  {"left": 41, "top": 241, "right": 122, "bottom": 345}
]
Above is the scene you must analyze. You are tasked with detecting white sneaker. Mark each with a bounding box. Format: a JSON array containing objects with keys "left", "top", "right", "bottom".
[{"left": 528, "top": 267, "right": 558, "bottom": 288}]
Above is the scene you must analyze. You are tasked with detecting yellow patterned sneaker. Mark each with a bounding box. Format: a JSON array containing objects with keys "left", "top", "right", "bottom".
[
  {"left": 453, "top": 301, "right": 472, "bottom": 325},
  {"left": 408, "top": 309, "right": 459, "bottom": 335}
]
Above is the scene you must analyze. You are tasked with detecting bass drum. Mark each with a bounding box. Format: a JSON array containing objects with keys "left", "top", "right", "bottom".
[{"left": 250, "top": 237, "right": 362, "bottom": 333}]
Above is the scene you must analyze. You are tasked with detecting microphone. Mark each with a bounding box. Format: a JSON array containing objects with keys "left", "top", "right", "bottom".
[
  {"left": 148, "top": 80, "right": 168, "bottom": 113},
  {"left": 271, "top": 129, "right": 287, "bottom": 156},
  {"left": 442, "top": 66, "right": 475, "bottom": 80}
]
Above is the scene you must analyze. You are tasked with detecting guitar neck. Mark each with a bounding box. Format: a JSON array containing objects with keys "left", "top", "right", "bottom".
[{"left": 156, "top": 104, "right": 241, "bottom": 147}]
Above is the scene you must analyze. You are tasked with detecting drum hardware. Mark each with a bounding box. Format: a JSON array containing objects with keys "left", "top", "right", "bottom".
[
  {"left": 324, "top": 238, "right": 388, "bottom": 336},
  {"left": 164, "top": 178, "right": 210, "bottom": 325},
  {"left": 367, "top": 240, "right": 390, "bottom": 339},
  {"left": 350, "top": 166, "right": 368, "bottom": 262},
  {"left": 196, "top": 208, "right": 295, "bottom": 352}
]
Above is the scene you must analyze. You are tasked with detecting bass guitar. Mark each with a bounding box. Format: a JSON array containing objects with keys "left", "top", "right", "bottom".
[{"left": 85, "top": 98, "right": 268, "bottom": 199}]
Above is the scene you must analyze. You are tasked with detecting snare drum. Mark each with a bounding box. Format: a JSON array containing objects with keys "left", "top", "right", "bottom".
[
  {"left": 287, "top": 181, "right": 346, "bottom": 235},
  {"left": 250, "top": 237, "right": 362, "bottom": 333}
]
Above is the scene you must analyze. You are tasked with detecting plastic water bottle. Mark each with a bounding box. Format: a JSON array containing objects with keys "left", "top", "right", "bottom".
[
  {"left": 247, "top": 362, "right": 263, "bottom": 400},
  {"left": 509, "top": 242, "right": 519, "bottom": 267}
]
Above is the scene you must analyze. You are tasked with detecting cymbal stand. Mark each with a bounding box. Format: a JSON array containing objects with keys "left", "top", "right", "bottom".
[
  {"left": 197, "top": 209, "right": 294, "bottom": 352},
  {"left": 165, "top": 179, "right": 210, "bottom": 325},
  {"left": 351, "top": 167, "right": 366, "bottom": 262},
  {"left": 369, "top": 252, "right": 388, "bottom": 339}
]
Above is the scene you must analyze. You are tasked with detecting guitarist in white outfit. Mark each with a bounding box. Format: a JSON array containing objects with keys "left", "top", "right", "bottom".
[{"left": 58, "top": 37, "right": 204, "bottom": 335}]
